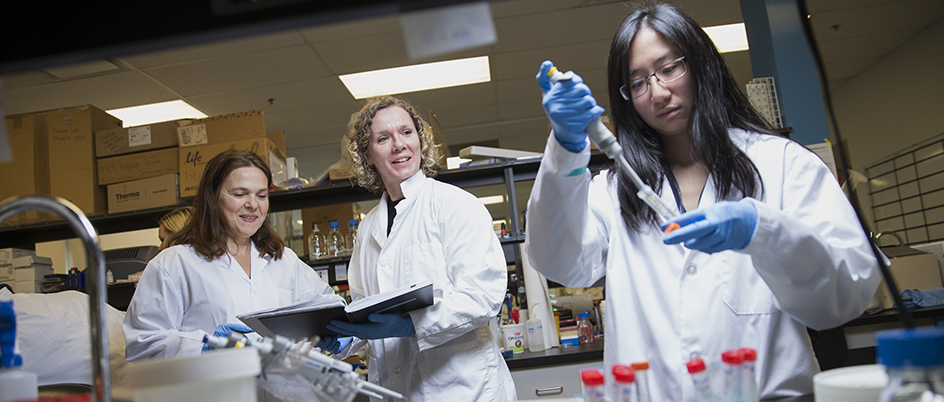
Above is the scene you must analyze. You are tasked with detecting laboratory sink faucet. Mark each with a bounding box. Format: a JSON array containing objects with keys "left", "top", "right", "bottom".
[{"left": 0, "top": 195, "right": 111, "bottom": 402}]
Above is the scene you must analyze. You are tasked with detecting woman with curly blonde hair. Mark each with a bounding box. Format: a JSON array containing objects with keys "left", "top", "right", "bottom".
[{"left": 329, "top": 95, "right": 516, "bottom": 401}]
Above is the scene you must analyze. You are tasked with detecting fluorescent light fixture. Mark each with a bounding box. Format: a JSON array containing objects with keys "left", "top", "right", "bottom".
[
  {"left": 447, "top": 156, "right": 472, "bottom": 169},
  {"left": 703, "top": 23, "right": 749, "bottom": 53},
  {"left": 340, "top": 56, "right": 491, "bottom": 99},
  {"left": 296, "top": 220, "right": 304, "bottom": 225},
  {"left": 478, "top": 195, "right": 504, "bottom": 205},
  {"left": 106, "top": 100, "right": 208, "bottom": 128}
]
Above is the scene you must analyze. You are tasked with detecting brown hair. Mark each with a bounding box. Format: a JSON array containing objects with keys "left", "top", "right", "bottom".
[
  {"left": 171, "top": 150, "right": 284, "bottom": 260},
  {"left": 346, "top": 96, "right": 440, "bottom": 193}
]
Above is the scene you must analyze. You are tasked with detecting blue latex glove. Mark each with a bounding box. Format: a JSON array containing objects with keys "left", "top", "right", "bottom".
[
  {"left": 316, "top": 336, "right": 353, "bottom": 354},
  {"left": 326, "top": 313, "right": 415, "bottom": 340},
  {"left": 662, "top": 200, "right": 758, "bottom": 254},
  {"left": 202, "top": 323, "right": 253, "bottom": 352},
  {"left": 536, "top": 60, "right": 605, "bottom": 153}
]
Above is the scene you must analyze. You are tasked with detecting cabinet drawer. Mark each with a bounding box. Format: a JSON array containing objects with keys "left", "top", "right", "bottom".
[{"left": 510, "top": 359, "right": 603, "bottom": 400}]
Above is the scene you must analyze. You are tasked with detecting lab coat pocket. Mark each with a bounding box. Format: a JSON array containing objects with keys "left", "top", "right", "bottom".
[
  {"left": 416, "top": 330, "right": 493, "bottom": 398},
  {"left": 405, "top": 241, "right": 448, "bottom": 287},
  {"left": 720, "top": 254, "right": 778, "bottom": 315}
]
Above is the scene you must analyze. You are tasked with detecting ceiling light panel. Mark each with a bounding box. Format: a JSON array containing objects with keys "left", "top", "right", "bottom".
[{"left": 339, "top": 56, "right": 491, "bottom": 99}]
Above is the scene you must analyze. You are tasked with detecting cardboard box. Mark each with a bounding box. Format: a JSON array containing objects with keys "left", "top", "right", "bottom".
[
  {"left": 179, "top": 137, "right": 286, "bottom": 198},
  {"left": 2, "top": 114, "right": 51, "bottom": 226},
  {"left": 108, "top": 174, "right": 180, "bottom": 214},
  {"left": 95, "top": 120, "right": 180, "bottom": 158},
  {"left": 15, "top": 280, "right": 43, "bottom": 294},
  {"left": 910, "top": 241, "right": 944, "bottom": 281},
  {"left": 0, "top": 265, "right": 12, "bottom": 282},
  {"left": 0, "top": 248, "right": 35, "bottom": 265},
  {"left": 97, "top": 147, "right": 179, "bottom": 185},
  {"left": 880, "top": 251, "right": 944, "bottom": 309},
  {"left": 329, "top": 167, "right": 353, "bottom": 181},
  {"left": 267, "top": 131, "right": 286, "bottom": 155},
  {"left": 13, "top": 255, "right": 54, "bottom": 282},
  {"left": 176, "top": 110, "right": 266, "bottom": 147}
]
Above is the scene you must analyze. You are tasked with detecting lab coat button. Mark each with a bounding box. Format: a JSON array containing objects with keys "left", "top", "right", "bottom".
[
  {"left": 393, "top": 367, "right": 401, "bottom": 374},
  {"left": 690, "top": 351, "right": 701, "bottom": 361},
  {"left": 686, "top": 265, "right": 697, "bottom": 275}
]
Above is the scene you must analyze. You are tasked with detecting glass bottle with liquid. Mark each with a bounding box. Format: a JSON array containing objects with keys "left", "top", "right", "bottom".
[
  {"left": 346, "top": 220, "right": 359, "bottom": 255},
  {"left": 326, "top": 221, "right": 344, "bottom": 258},
  {"left": 577, "top": 311, "right": 595, "bottom": 344},
  {"left": 308, "top": 223, "right": 326, "bottom": 261}
]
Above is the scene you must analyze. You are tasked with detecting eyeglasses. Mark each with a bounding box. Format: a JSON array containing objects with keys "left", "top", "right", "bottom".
[{"left": 619, "top": 56, "right": 688, "bottom": 100}]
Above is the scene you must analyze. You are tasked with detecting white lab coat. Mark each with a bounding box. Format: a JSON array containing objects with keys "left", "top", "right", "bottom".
[
  {"left": 525, "top": 130, "right": 881, "bottom": 402},
  {"left": 345, "top": 171, "right": 516, "bottom": 402},
  {"left": 123, "top": 242, "right": 333, "bottom": 360}
]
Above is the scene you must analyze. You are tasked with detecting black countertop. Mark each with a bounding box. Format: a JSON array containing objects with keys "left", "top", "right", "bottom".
[{"left": 504, "top": 340, "right": 604, "bottom": 370}]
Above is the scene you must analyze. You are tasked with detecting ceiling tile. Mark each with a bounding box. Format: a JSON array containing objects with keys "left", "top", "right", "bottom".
[
  {"left": 497, "top": 99, "right": 544, "bottom": 120},
  {"left": 121, "top": 30, "right": 307, "bottom": 68},
  {"left": 490, "top": 40, "right": 610, "bottom": 80},
  {"left": 299, "top": 14, "right": 401, "bottom": 42},
  {"left": 2, "top": 71, "right": 178, "bottom": 114},
  {"left": 1, "top": 71, "right": 59, "bottom": 89},
  {"left": 493, "top": 3, "right": 629, "bottom": 53},
  {"left": 398, "top": 82, "right": 497, "bottom": 113},
  {"left": 489, "top": 0, "right": 576, "bottom": 18},
  {"left": 434, "top": 104, "right": 499, "bottom": 130},
  {"left": 312, "top": 33, "right": 409, "bottom": 74},
  {"left": 818, "top": 29, "right": 920, "bottom": 63},
  {"left": 825, "top": 57, "right": 881, "bottom": 80},
  {"left": 144, "top": 45, "right": 330, "bottom": 96},
  {"left": 186, "top": 75, "right": 354, "bottom": 116},
  {"left": 810, "top": 0, "right": 944, "bottom": 41}
]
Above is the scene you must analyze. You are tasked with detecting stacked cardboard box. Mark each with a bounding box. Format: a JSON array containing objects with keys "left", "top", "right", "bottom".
[
  {"left": 96, "top": 110, "right": 276, "bottom": 212},
  {"left": 1, "top": 105, "right": 123, "bottom": 224},
  {"left": 13, "top": 255, "right": 53, "bottom": 294},
  {"left": 179, "top": 137, "right": 286, "bottom": 198},
  {"left": 0, "top": 248, "right": 36, "bottom": 290}
]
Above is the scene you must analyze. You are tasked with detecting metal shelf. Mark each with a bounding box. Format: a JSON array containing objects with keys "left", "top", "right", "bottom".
[{"left": 0, "top": 153, "right": 610, "bottom": 248}]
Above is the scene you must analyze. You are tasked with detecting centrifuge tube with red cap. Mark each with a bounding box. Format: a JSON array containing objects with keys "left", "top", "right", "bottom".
[
  {"left": 739, "top": 348, "right": 759, "bottom": 402},
  {"left": 579, "top": 368, "right": 605, "bottom": 402},
  {"left": 611, "top": 364, "right": 635, "bottom": 402},
  {"left": 686, "top": 357, "right": 714, "bottom": 402},
  {"left": 722, "top": 350, "right": 744, "bottom": 402}
]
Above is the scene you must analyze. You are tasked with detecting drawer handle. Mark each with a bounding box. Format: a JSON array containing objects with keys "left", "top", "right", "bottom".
[{"left": 535, "top": 386, "right": 564, "bottom": 396}]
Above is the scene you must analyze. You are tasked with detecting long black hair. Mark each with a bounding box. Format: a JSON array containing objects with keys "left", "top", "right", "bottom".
[{"left": 606, "top": 3, "right": 777, "bottom": 230}]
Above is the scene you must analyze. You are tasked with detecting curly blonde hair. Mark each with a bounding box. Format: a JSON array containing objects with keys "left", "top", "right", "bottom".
[{"left": 346, "top": 96, "right": 441, "bottom": 193}]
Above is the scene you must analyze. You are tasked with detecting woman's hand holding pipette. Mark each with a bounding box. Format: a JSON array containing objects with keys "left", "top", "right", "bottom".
[
  {"left": 536, "top": 60, "right": 604, "bottom": 152},
  {"left": 662, "top": 200, "right": 758, "bottom": 253}
]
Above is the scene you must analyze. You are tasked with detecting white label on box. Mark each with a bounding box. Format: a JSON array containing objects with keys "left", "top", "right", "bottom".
[
  {"left": 128, "top": 126, "right": 152, "bottom": 147},
  {"left": 314, "top": 268, "right": 329, "bottom": 283},
  {"left": 335, "top": 262, "right": 347, "bottom": 281},
  {"left": 177, "top": 124, "right": 208, "bottom": 147}
]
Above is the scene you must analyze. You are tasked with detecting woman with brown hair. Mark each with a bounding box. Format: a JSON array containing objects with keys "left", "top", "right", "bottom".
[{"left": 124, "top": 150, "right": 335, "bottom": 359}]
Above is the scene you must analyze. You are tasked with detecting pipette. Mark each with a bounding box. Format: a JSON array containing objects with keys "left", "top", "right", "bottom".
[{"left": 546, "top": 65, "right": 679, "bottom": 224}]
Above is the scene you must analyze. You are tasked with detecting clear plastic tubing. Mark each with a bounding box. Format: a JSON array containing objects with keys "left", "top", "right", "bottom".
[
  {"left": 611, "top": 364, "right": 635, "bottom": 402},
  {"left": 580, "top": 369, "right": 606, "bottom": 402},
  {"left": 739, "top": 348, "right": 759, "bottom": 402},
  {"left": 686, "top": 357, "right": 714, "bottom": 402},
  {"left": 632, "top": 361, "right": 651, "bottom": 402},
  {"left": 722, "top": 350, "right": 744, "bottom": 402}
]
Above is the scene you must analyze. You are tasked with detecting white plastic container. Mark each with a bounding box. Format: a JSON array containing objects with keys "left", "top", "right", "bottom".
[
  {"left": 813, "top": 364, "right": 886, "bottom": 402},
  {"left": 126, "top": 348, "right": 260, "bottom": 402},
  {"left": 526, "top": 318, "right": 545, "bottom": 352},
  {"left": 0, "top": 367, "right": 38, "bottom": 401}
]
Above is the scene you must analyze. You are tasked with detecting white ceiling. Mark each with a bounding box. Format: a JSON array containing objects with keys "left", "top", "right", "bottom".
[{"left": 2, "top": 0, "right": 943, "bottom": 178}]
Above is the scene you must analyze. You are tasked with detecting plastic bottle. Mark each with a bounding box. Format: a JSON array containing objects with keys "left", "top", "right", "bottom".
[
  {"left": 308, "top": 223, "right": 326, "bottom": 260},
  {"left": 739, "top": 348, "right": 759, "bottom": 402},
  {"left": 580, "top": 368, "right": 606, "bottom": 402},
  {"left": 0, "top": 301, "right": 38, "bottom": 402},
  {"left": 722, "top": 350, "right": 744, "bottom": 402},
  {"left": 106, "top": 268, "right": 114, "bottom": 284},
  {"left": 526, "top": 318, "right": 545, "bottom": 352},
  {"left": 632, "top": 361, "right": 651, "bottom": 402},
  {"left": 577, "top": 312, "right": 595, "bottom": 345},
  {"left": 686, "top": 358, "right": 714, "bottom": 402},
  {"left": 326, "top": 221, "right": 344, "bottom": 258},
  {"left": 876, "top": 328, "right": 944, "bottom": 402},
  {"left": 612, "top": 364, "right": 635, "bottom": 402},
  {"left": 345, "top": 220, "right": 359, "bottom": 255}
]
